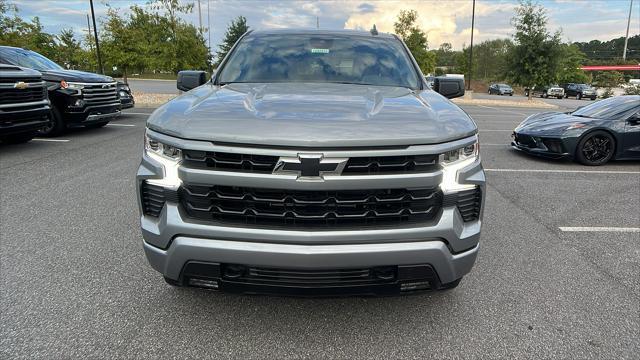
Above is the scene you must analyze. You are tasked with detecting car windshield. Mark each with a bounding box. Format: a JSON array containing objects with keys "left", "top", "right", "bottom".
[
  {"left": 499, "top": 85, "right": 511, "bottom": 89},
  {"left": 577, "top": 84, "right": 592, "bottom": 89},
  {"left": 217, "top": 33, "right": 420, "bottom": 89},
  {"left": 0, "top": 47, "right": 62, "bottom": 71},
  {"left": 571, "top": 96, "right": 640, "bottom": 120}
]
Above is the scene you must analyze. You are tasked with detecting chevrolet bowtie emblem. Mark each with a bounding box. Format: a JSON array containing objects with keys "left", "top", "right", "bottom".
[
  {"left": 14, "top": 81, "right": 28, "bottom": 89},
  {"left": 273, "top": 154, "right": 348, "bottom": 179}
]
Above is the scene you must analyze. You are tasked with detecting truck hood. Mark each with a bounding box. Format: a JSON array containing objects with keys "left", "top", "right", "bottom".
[
  {"left": 40, "top": 69, "right": 114, "bottom": 83},
  {"left": 147, "top": 83, "right": 477, "bottom": 147}
]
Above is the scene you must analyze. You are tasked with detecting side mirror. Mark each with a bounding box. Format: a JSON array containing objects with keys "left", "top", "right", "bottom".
[
  {"left": 434, "top": 77, "right": 465, "bottom": 99},
  {"left": 177, "top": 70, "right": 207, "bottom": 91},
  {"left": 628, "top": 113, "right": 640, "bottom": 125}
]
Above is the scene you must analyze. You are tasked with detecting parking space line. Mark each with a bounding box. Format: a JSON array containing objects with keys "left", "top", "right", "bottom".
[
  {"left": 122, "top": 112, "right": 153, "bottom": 116},
  {"left": 559, "top": 227, "right": 640, "bottom": 233},
  {"left": 476, "top": 105, "right": 528, "bottom": 116},
  {"left": 32, "top": 138, "right": 70, "bottom": 142},
  {"left": 106, "top": 123, "right": 136, "bottom": 127},
  {"left": 485, "top": 168, "right": 640, "bottom": 174}
]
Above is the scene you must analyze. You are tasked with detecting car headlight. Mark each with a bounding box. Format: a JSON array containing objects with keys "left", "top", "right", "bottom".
[
  {"left": 144, "top": 130, "right": 182, "bottom": 188},
  {"left": 119, "top": 90, "right": 129, "bottom": 97},
  {"left": 439, "top": 142, "right": 479, "bottom": 193}
]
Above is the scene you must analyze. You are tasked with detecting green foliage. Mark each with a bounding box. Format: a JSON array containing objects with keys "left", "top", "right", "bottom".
[
  {"left": 0, "top": 2, "right": 57, "bottom": 60},
  {"left": 624, "top": 84, "right": 640, "bottom": 95},
  {"left": 600, "top": 88, "right": 614, "bottom": 98},
  {"left": 574, "top": 35, "right": 640, "bottom": 61},
  {"left": 556, "top": 44, "right": 588, "bottom": 84},
  {"left": 593, "top": 71, "right": 624, "bottom": 88},
  {"left": 473, "top": 39, "right": 513, "bottom": 80},
  {"left": 216, "top": 16, "right": 249, "bottom": 66},
  {"left": 393, "top": 10, "right": 436, "bottom": 74},
  {"left": 506, "top": 0, "right": 563, "bottom": 99},
  {"left": 434, "top": 43, "right": 455, "bottom": 67}
]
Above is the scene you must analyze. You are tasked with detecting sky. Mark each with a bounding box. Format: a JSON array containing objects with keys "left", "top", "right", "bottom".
[{"left": 8, "top": 0, "right": 640, "bottom": 52}]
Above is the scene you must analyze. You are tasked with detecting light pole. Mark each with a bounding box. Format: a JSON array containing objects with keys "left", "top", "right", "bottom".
[
  {"left": 622, "top": 0, "right": 634, "bottom": 61},
  {"left": 89, "top": 0, "right": 103, "bottom": 74},
  {"left": 467, "top": 0, "right": 476, "bottom": 91}
]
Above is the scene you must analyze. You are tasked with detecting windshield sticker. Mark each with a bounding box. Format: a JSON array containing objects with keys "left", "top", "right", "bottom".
[{"left": 311, "top": 48, "right": 330, "bottom": 54}]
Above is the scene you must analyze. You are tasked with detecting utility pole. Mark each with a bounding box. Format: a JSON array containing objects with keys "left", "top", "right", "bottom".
[
  {"left": 89, "top": 0, "right": 103, "bottom": 74},
  {"left": 467, "top": 0, "right": 475, "bottom": 91},
  {"left": 622, "top": 0, "right": 633, "bottom": 60},
  {"left": 197, "top": 0, "right": 203, "bottom": 34},
  {"left": 316, "top": 16, "right": 319, "bottom": 29},
  {"left": 207, "top": 0, "right": 211, "bottom": 50}
]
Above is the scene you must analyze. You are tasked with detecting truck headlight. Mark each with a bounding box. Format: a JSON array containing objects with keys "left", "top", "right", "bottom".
[
  {"left": 439, "top": 142, "right": 479, "bottom": 193},
  {"left": 144, "top": 130, "right": 182, "bottom": 188}
]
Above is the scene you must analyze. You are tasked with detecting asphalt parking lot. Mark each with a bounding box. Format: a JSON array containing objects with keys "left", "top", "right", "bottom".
[{"left": 1, "top": 104, "right": 639, "bottom": 359}]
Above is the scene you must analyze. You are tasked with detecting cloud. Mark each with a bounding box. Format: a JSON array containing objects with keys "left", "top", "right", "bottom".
[{"left": 343, "top": 0, "right": 516, "bottom": 49}]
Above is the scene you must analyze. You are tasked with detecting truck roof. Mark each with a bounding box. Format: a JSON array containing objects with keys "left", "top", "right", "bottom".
[{"left": 248, "top": 28, "right": 397, "bottom": 39}]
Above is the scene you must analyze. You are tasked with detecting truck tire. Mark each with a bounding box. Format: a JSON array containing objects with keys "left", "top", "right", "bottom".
[
  {"left": 39, "top": 106, "right": 66, "bottom": 137},
  {"left": 577, "top": 93, "right": 582, "bottom": 100}
]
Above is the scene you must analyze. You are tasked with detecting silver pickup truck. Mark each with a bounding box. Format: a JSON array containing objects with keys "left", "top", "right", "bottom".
[{"left": 137, "top": 29, "right": 485, "bottom": 296}]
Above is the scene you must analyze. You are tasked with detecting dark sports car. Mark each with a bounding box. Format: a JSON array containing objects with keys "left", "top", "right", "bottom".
[{"left": 512, "top": 95, "right": 640, "bottom": 165}]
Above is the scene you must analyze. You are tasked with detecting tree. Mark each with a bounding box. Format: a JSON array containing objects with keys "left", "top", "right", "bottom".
[
  {"left": 101, "top": 8, "right": 141, "bottom": 82},
  {"left": 435, "top": 43, "right": 455, "bottom": 67},
  {"left": 393, "top": 10, "right": 436, "bottom": 75},
  {"left": 215, "top": 16, "right": 249, "bottom": 66},
  {"left": 506, "top": 1, "right": 563, "bottom": 100},
  {"left": 54, "top": 29, "right": 85, "bottom": 69},
  {"left": 556, "top": 44, "right": 589, "bottom": 84},
  {"left": 473, "top": 39, "right": 513, "bottom": 80}
]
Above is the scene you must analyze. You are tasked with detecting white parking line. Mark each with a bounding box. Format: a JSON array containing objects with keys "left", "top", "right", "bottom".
[
  {"left": 32, "top": 138, "right": 70, "bottom": 142},
  {"left": 559, "top": 227, "right": 640, "bottom": 233},
  {"left": 485, "top": 168, "right": 640, "bottom": 174},
  {"left": 476, "top": 105, "right": 528, "bottom": 116},
  {"left": 106, "top": 123, "right": 136, "bottom": 127},
  {"left": 122, "top": 112, "right": 153, "bottom": 116}
]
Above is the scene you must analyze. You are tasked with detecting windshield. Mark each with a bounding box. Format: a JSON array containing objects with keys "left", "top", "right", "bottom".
[
  {"left": 577, "top": 84, "right": 592, "bottom": 89},
  {"left": 499, "top": 84, "right": 511, "bottom": 89},
  {"left": 572, "top": 96, "right": 640, "bottom": 120},
  {"left": 217, "top": 34, "right": 420, "bottom": 89},
  {"left": 0, "top": 47, "right": 62, "bottom": 71}
]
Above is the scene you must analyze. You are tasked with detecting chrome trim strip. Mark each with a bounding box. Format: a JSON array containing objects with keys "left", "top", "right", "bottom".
[{"left": 0, "top": 99, "right": 49, "bottom": 109}]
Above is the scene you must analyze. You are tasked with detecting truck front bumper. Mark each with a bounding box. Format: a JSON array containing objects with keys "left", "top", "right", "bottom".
[{"left": 145, "top": 237, "right": 478, "bottom": 295}]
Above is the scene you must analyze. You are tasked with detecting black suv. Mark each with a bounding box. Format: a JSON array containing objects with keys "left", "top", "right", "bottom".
[
  {"left": 0, "top": 46, "right": 121, "bottom": 136},
  {"left": 563, "top": 83, "right": 597, "bottom": 100},
  {"left": 0, "top": 64, "right": 50, "bottom": 144}
]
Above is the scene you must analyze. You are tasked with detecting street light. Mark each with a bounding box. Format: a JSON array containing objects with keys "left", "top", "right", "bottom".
[{"left": 89, "top": 0, "right": 103, "bottom": 75}]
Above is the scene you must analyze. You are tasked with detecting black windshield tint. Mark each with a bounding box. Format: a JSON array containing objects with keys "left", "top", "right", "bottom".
[
  {"left": 572, "top": 96, "right": 640, "bottom": 120},
  {"left": 0, "top": 48, "right": 62, "bottom": 71},
  {"left": 218, "top": 34, "right": 420, "bottom": 88}
]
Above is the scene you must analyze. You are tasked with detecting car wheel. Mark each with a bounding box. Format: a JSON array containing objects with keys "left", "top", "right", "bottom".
[
  {"left": 39, "top": 106, "right": 66, "bottom": 137},
  {"left": 543, "top": 91, "right": 548, "bottom": 98},
  {"left": 577, "top": 93, "right": 582, "bottom": 100},
  {"left": 525, "top": 91, "right": 529, "bottom": 97},
  {"left": 591, "top": 97, "right": 596, "bottom": 100},
  {"left": 439, "top": 278, "right": 462, "bottom": 290},
  {"left": 509, "top": 93, "right": 513, "bottom": 96},
  {"left": 85, "top": 121, "right": 110, "bottom": 129},
  {"left": 557, "top": 96, "right": 563, "bottom": 99},
  {"left": 576, "top": 130, "right": 615, "bottom": 166},
  {"left": 1, "top": 132, "right": 36, "bottom": 144}
]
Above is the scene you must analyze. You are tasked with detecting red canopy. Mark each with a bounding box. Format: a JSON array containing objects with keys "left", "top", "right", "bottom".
[{"left": 581, "top": 65, "right": 640, "bottom": 71}]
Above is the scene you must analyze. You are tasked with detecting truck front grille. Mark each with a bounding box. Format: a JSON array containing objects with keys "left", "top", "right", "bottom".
[
  {"left": 0, "top": 81, "right": 47, "bottom": 105},
  {"left": 179, "top": 185, "right": 442, "bottom": 228},
  {"left": 182, "top": 150, "right": 439, "bottom": 175},
  {"left": 82, "top": 83, "right": 118, "bottom": 106}
]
